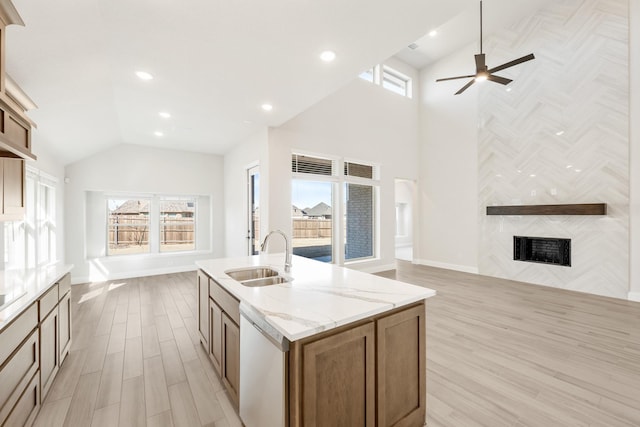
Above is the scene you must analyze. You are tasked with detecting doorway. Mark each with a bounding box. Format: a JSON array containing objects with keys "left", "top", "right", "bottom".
[
  {"left": 394, "top": 179, "right": 415, "bottom": 261},
  {"left": 247, "top": 165, "right": 260, "bottom": 255}
]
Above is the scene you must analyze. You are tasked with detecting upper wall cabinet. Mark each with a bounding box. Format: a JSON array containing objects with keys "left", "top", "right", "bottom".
[{"left": 0, "top": 0, "right": 37, "bottom": 161}]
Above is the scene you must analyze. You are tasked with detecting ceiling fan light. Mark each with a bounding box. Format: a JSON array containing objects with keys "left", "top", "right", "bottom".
[{"left": 475, "top": 73, "right": 488, "bottom": 82}]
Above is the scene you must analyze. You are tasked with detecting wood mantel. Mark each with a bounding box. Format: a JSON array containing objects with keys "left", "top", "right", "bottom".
[{"left": 486, "top": 203, "right": 607, "bottom": 216}]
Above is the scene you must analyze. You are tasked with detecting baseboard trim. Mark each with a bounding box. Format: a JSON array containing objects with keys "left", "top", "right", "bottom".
[
  {"left": 413, "top": 259, "right": 479, "bottom": 275},
  {"left": 628, "top": 292, "right": 640, "bottom": 302},
  {"left": 71, "top": 265, "right": 198, "bottom": 285}
]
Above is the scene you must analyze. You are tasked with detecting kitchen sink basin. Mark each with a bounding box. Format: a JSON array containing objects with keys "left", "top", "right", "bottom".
[
  {"left": 240, "top": 275, "right": 288, "bottom": 287},
  {"left": 225, "top": 266, "right": 279, "bottom": 282}
]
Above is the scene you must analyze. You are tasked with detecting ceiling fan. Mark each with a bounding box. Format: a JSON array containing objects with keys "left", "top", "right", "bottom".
[{"left": 436, "top": 0, "right": 535, "bottom": 95}]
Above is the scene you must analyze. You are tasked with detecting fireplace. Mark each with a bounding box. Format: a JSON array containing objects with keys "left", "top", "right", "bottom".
[{"left": 513, "top": 236, "right": 571, "bottom": 267}]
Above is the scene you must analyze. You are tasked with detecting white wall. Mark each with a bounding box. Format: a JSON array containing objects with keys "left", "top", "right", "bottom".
[
  {"left": 630, "top": 0, "right": 640, "bottom": 301},
  {"left": 417, "top": 44, "right": 480, "bottom": 274},
  {"left": 65, "top": 144, "right": 224, "bottom": 283},
  {"left": 223, "top": 129, "right": 269, "bottom": 257},
  {"left": 267, "top": 57, "right": 420, "bottom": 271}
]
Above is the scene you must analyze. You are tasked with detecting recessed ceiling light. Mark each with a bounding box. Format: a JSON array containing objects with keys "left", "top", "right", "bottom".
[
  {"left": 154, "top": 131, "right": 164, "bottom": 137},
  {"left": 575, "top": 169, "right": 582, "bottom": 173},
  {"left": 159, "top": 112, "right": 171, "bottom": 119},
  {"left": 261, "top": 103, "right": 273, "bottom": 112},
  {"left": 429, "top": 30, "right": 438, "bottom": 37},
  {"left": 530, "top": 174, "right": 537, "bottom": 178},
  {"left": 556, "top": 130, "right": 565, "bottom": 136},
  {"left": 136, "top": 71, "right": 154, "bottom": 81},
  {"left": 320, "top": 50, "right": 336, "bottom": 62},
  {"left": 506, "top": 87, "right": 512, "bottom": 92}
]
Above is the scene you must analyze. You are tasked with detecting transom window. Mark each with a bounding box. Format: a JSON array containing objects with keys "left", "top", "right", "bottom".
[{"left": 358, "top": 63, "right": 412, "bottom": 99}]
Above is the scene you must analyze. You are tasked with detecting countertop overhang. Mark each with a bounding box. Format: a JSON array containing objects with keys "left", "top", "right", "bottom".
[
  {"left": 0, "top": 263, "right": 74, "bottom": 330},
  {"left": 196, "top": 254, "right": 435, "bottom": 342}
]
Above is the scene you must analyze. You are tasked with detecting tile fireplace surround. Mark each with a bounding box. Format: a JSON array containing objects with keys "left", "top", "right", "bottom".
[{"left": 478, "top": 0, "right": 629, "bottom": 299}]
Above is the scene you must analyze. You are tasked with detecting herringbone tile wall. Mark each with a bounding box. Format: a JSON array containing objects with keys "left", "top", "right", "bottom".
[{"left": 478, "top": 0, "right": 629, "bottom": 298}]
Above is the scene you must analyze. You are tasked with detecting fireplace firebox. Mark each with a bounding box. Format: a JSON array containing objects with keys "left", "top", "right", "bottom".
[{"left": 513, "top": 236, "right": 571, "bottom": 267}]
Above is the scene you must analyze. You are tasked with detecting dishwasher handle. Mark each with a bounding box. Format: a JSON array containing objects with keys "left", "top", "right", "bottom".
[{"left": 240, "top": 303, "right": 290, "bottom": 351}]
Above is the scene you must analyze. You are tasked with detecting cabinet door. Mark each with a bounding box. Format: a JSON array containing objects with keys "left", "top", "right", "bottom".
[
  {"left": 301, "top": 322, "right": 375, "bottom": 427},
  {"left": 3, "top": 372, "right": 40, "bottom": 427},
  {"left": 2, "top": 158, "right": 25, "bottom": 218},
  {"left": 376, "top": 304, "right": 426, "bottom": 427},
  {"left": 209, "top": 298, "right": 222, "bottom": 375},
  {"left": 221, "top": 313, "right": 240, "bottom": 407},
  {"left": 58, "top": 292, "right": 72, "bottom": 366},
  {"left": 40, "top": 309, "right": 59, "bottom": 400},
  {"left": 197, "top": 270, "right": 209, "bottom": 348}
]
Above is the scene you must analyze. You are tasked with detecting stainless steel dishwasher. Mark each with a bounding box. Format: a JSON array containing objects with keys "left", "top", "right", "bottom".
[{"left": 239, "top": 303, "right": 289, "bottom": 427}]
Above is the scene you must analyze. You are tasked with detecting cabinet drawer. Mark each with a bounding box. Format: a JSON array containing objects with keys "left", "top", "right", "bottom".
[
  {"left": 58, "top": 273, "right": 71, "bottom": 298},
  {"left": 0, "top": 304, "right": 37, "bottom": 367},
  {"left": 38, "top": 284, "right": 58, "bottom": 321},
  {"left": 0, "top": 330, "right": 39, "bottom": 424},
  {"left": 2, "top": 371, "right": 39, "bottom": 427},
  {"left": 209, "top": 279, "right": 240, "bottom": 325}
]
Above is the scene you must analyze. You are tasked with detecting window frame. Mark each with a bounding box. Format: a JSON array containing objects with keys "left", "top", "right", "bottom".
[
  {"left": 291, "top": 151, "right": 380, "bottom": 265},
  {"left": 105, "top": 194, "right": 198, "bottom": 257}
]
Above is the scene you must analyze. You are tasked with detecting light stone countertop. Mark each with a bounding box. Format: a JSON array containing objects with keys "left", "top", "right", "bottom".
[
  {"left": 0, "top": 263, "right": 74, "bottom": 331},
  {"left": 196, "top": 254, "right": 436, "bottom": 342}
]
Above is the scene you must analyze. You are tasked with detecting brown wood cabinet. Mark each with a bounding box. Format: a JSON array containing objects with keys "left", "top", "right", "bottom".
[
  {"left": 197, "top": 270, "right": 209, "bottom": 348},
  {"left": 197, "top": 269, "right": 241, "bottom": 408},
  {"left": 221, "top": 312, "right": 240, "bottom": 407},
  {"left": 58, "top": 287, "right": 72, "bottom": 366},
  {"left": 0, "top": 156, "right": 25, "bottom": 220},
  {"left": 208, "top": 298, "right": 222, "bottom": 375},
  {"left": 39, "top": 304, "right": 58, "bottom": 399},
  {"left": 289, "top": 302, "right": 426, "bottom": 427}
]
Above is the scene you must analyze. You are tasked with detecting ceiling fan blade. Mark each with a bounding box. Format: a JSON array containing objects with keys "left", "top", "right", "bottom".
[
  {"left": 436, "top": 74, "right": 476, "bottom": 82},
  {"left": 455, "top": 79, "right": 476, "bottom": 95},
  {"left": 475, "top": 54, "right": 486, "bottom": 72},
  {"left": 487, "top": 74, "right": 512, "bottom": 85},
  {"left": 488, "top": 53, "right": 535, "bottom": 74}
]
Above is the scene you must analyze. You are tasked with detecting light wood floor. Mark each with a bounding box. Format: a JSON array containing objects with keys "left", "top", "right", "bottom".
[
  {"left": 33, "top": 265, "right": 640, "bottom": 427},
  {"left": 33, "top": 272, "right": 241, "bottom": 427},
  {"left": 378, "top": 261, "right": 640, "bottom": 427}
]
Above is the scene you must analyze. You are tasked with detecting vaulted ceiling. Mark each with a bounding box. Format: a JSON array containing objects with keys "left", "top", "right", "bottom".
[{"left": 6, "top": 0, "right": 551, "bottom": 165}]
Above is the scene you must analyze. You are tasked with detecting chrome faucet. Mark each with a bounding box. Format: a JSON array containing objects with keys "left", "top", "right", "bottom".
[{"left": 260, "top": 230, "right": 292, "bottom": 273}]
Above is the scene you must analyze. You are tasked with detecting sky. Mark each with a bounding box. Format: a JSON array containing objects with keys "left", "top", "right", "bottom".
[{"left": 292, "top": 180, "right": 332, "bottom": 209}]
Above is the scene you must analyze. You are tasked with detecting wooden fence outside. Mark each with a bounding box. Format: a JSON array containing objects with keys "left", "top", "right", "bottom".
[
  {"left": 292, "top": 219, "right": 332, "bottom": 238},
  {"left": 108, "top": 215, "right": 194, "bottom": 247}
]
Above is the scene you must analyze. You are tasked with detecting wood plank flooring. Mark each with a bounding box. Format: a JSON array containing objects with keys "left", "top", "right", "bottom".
[
  {"left": 378, "top": 261, "right": 640, "bottom": 427},
  {"left": 33, "top": 272, "right": 241, "bottom": 427},
  {"left": 33, "top": 265, "right": 640, "bottom": 426}
]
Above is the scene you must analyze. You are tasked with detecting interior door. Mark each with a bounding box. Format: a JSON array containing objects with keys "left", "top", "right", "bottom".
[{"left": 247, "top": 165, "right": 260, "bottom": 255}]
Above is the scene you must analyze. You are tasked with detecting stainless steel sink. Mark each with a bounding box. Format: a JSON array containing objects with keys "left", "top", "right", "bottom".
[
  {"left": 240, "top": 275, "right": 288, "bottom": 287},
  {"left": 225, "top": 266, "right": 279, "bottom": 282}
]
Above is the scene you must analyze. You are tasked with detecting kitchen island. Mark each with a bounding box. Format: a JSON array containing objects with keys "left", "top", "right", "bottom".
[{"left": 196, "top": 254, "right": 435, "bottom": 427}]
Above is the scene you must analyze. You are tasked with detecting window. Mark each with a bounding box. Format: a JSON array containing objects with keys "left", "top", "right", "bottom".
[
  {"left": 2, "top": 166, "right": 58, "bottom": 270},
  {"left": 291, "top": 153, "right": 378, "bottom": 264},
  {"left": 358, "top": 63, "right": 413, "bottom": 98},
  {"left": 108, "top": 199, "right": 151, "bottom": 255},
  {"left": 160, "top": 198, "right": 196, "bottom": 252},
  {"left": 382, "top": 66, "right": 412, "bottom": 98},
  {"left": 106, "top": 195, "right": 197, "bottom": 256}
]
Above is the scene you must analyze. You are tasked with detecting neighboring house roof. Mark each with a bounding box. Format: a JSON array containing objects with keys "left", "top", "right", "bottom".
[
  {"left": 303, "top": 202, "right": 332, "bottom": 217},
  {"left": 112, "top": 200, "right": 150, "bottom": 215},
  {"left": 112, "top": 200, "right": 194, "bottom": 215}
]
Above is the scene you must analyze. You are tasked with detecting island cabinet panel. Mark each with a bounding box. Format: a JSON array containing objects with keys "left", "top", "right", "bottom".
[
  {"left": 209, "top": 298, "right": 223, "bottom": 375},
  {"left": 197, "top": 269, "right": 241, "bottom": 408},
  {"left": 376, "top": 304, "right": 426, "bottom": 427},
  {"left": 292, "top": 321, "right": 376, "bottom": 427},
  {"left": 221, "top": 312, "right": 240, "bottom": 407},
  {"left": 288, "top": 301, "right": 426, "bottom": 427},
  {"left": 197, "top": 270, "right": 209, "bottom": 348}
]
